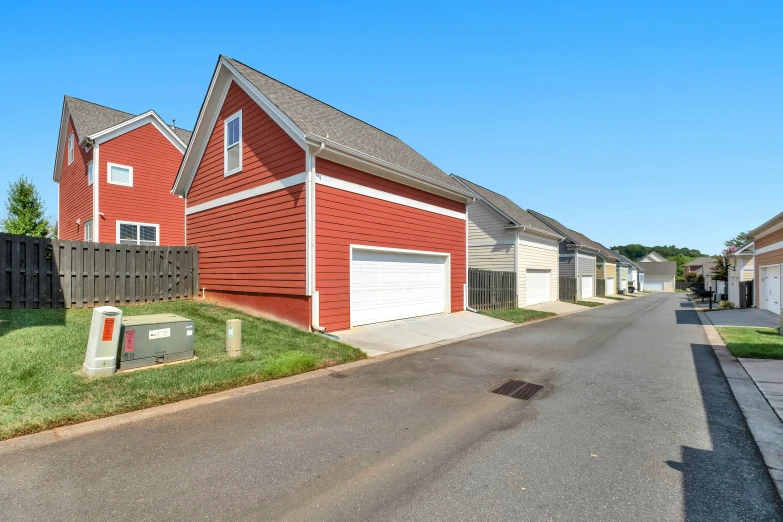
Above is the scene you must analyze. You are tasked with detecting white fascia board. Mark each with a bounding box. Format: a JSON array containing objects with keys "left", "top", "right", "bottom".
[
  {"left": 505, "top": 224, "right": 564, "bottom": 241},
  {"left": 749, "top": 212, "right": 783, "bottom": 239},
  {"left": 90, "top": 111, "right": 187, "bottom": 153},
  {"left": 53, "top": 102, "right": 71, "bottom": 182},
  {"left": 311, "top": 137, "right": 474, "bottom": 203},
  {"left": 185, "top": 172, "right": 307, "bottom": 215},
  {"left": 756, "top": 240, "right": 783, "bottom": 256},
  {"left": 316, "top": 173, "right": 466, "bottom": 220}
]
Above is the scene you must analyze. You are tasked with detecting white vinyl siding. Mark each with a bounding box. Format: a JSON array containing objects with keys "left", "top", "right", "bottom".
[
  {"left": 469, "top": 244, "right": 514, "bottom": 271},
  {"left": 467, "top": 201, "right": 514, "bottom": 243},
  {"left": 517, "top": 232, "right": 558, "bottom": 306}
]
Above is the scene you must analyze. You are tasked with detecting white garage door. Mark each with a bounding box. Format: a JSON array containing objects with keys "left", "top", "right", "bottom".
[
  {"left": 646, "top": 281, "right": 664, "bottom": 291},
  {"left": 581, "top": 276, "right": 594, "bottom": 299},
  {"left": 351, "top": 248, "right": 447, "bottom": 327},
  {"left": 526, "top": 269, "right": 551, "bottom": 305},
  {"left": 606, "top": 277, "right": 615, "bottom": 295},
  {"left": 764, "top": 266, "right": 781, "bottom": 315}
]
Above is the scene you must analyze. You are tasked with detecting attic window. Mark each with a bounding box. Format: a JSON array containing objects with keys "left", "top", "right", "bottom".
[
  {"left": 67, "top": 133, "right": 74, "bottom": 165},
  {"left": 107, "top": 163, "right": 133, "bottom": 187},
  {"left": 224, "top": 110, "right": 242, "bottom": 176}
]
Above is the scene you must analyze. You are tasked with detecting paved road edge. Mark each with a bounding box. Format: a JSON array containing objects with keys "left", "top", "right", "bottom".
[{"left": 696, "top": 309, "right": 783, "bottom": 500}]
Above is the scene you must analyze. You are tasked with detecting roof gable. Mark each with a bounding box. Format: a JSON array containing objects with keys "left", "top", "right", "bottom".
[
  {"left": 451, "top": 175, "right": 561, "bottom": 239},
  {"left": 528, "top": 210, "right": 618, "bottom": 262},
  {"left": 53, "top": 97, "right": 191, "bottom": 181},
  {"left": 172, "top": 56, "right": 473, "bottom": 201}
]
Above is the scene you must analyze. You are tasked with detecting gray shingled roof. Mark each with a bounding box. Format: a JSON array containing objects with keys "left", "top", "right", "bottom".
[
  {"left": 683, "top": 256, "right": 717, "bottom": 267},
  {"left": 65, "top": 96, "right": 191, "bottom": 145},
  {"left": 528, "top": 210, "right": 618, "bottom": 262},
  {"left": 611, "top": 250, "right": 641, "bottom": 269},
  {"left": 450, "top": 175, "right": 560, "bottom": 237},
  {"left": 226, "top": 57, "right": 464, "bottom": 192},
  {"left": 638, "top": 261, "right": 676, "bottom": 276},
  {"left": 65, "top": 96, "right": 135, "bottom": 143}
]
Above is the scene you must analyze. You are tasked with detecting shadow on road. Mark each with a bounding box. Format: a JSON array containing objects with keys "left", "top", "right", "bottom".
[
  {"left": 664, "top": 343, "right": 783, "bottom": 521},
  {"left": 674, "top": 309, "right": 701, "bottom": 325}
]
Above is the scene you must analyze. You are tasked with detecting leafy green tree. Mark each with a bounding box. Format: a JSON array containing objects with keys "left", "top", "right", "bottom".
[
  {"left": 710, "top": 255, "right": 728, "bottom": 282},
  {"left": 2, "top": 176, "right": 50, "bottom": 237},
  {"left": 724, "top": 231, "right": 750, "bottom": 248},
  {"left": 612, "top": 243, "right": 648, "bottom": 260},
  {"left": 668, "top": 254, "right": 697, "bottom": 278}
]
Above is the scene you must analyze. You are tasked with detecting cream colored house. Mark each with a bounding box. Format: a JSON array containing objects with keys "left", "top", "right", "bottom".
[
  {"left": 453, "top": 175, "right": 564, "bottom": 307},
  {"left": 727, "top": 242, "right": 755, "bottom": 308}
]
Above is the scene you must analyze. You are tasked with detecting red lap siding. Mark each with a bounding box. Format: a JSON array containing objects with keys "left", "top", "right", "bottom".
[
  {"left": 58, "top": 117, "right": 93, "bottom": 240},
  {"left": 98, "top": 123, "right": 185, "bottom": 245},
  {"left": 315, "top": 159, "right": 466, "bottom": 332},
  {"left": 187, "top": 186, "right": 307, "bottom": 296},
  {"left": 186, "top": 82, "right": 305, "bottom": 206}
]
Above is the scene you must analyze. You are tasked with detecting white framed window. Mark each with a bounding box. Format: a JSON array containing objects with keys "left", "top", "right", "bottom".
[
  {"left": 107, "top": 162, "right": 133, "bottom": 187},
  {"left": 83, "top": 219, "right": 93, "bottom": 242},
  {"left": 87, "top": 161, "right": 93, "bottom": 186},
  {"left": 67, "top": 133, "right": 75, "bottom": 165},
  {"left": 117, "top": 221, "right": 159, "bottom": 246},
  {"left": 224, "top": 110, "right": 242, "bottom": 176}
]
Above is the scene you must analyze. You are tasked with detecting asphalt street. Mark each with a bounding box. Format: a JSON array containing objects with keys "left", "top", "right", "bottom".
[{"left": 1, "top": 293, "right": 781, "bottom": 521}]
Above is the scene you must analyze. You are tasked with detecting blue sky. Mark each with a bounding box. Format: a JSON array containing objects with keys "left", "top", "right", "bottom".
[{"left": 1, "top": 1, "right": 781, "bottom": 254}]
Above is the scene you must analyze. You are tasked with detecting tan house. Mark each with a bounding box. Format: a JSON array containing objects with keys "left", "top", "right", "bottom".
[
  {"left": 637, "top": 261, "right": 676, "bottom": 291},
  {"left": 749, "top": 212, "right": 783, "bottom": 315},
  {"left": 453, "top": 175, "right": 564, "bottom": 307},
  {"left": 726, "top": 242, "right": 755, "bottom": 308},
  {"left": 640, "top": 251, "right": 667, "bottom": 262}
]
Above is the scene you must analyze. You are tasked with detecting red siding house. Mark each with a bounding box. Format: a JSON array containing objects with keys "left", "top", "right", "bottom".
[
  {"left": 173, "top": 56, "right": 474, "bottom": 331},
  {"left": 53, "top": 97, "right": 191, "bottom": 246}
]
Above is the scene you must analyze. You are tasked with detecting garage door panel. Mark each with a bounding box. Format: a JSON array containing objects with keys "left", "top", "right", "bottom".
[
  {"left": 351, "top": 249, "right": 446, "bottom": 326},
  {"left": 606, "top": 277, "right": 615, "bottom": 295},
  {"left": 764, "top": 266, "right": 780, "bottom": 315},
  {"left": 581, "top": 276, "right": 594, "bottom": 298},
  {"left": 646, "top": 281, "right": 664, "bottom": 291},
  {"left": 526, "top": 269, "right": 551, "bottom": 305}
]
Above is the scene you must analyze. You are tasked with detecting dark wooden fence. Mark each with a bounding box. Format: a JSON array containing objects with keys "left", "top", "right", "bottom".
[
  {"left": 675, "top": 281, "right": 691, "bottom": 291},
  {"left": 596, "top": 278, "right": 606, "bottom": 297},
  {"left": 1, "top": 233, "right": 199, "bottom": 309},
  {"left": 559, "top": 276, "right": 577, "bottom": 302},
  {"left": 738, "top": 280, "right": 754, "bottom": 309},
  {"left": 468, "top": 268, "right": 517, "bottom": 310}
]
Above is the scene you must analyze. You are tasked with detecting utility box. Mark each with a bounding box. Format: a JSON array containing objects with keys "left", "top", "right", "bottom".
[
  {"left": 118, "top": 314, "right": 195, "bottom": 370},
  {"left": 83, "top": 306, "right": 123, "bottom": 377}
]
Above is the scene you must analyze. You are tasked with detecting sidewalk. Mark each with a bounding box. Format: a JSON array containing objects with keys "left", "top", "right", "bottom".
[{"left": 739, "top": 359, "right": 783, "bottom": 423}]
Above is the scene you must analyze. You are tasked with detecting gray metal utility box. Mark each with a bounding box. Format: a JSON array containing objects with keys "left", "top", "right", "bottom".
[{"left": 117, "top": 314, "right": 195, "bottom": 370}]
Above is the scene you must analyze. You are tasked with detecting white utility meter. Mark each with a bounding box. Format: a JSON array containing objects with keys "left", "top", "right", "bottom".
[{"left": 83, "top": 306, "right": 123, "bottom": 377}]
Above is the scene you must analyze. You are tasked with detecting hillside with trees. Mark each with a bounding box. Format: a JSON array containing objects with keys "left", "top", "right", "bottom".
[{"left": 610, "top": 244, "right": 705, "bottom": 261}]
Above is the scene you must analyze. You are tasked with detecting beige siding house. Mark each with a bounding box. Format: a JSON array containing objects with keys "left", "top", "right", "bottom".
[
  {"left": 727, "top": 242, "right": 755, "bottom": 308},
  {"left": 454, "top": 175, "right": 563, "bottom": 307},
  {"left": 637, "top": 261, "right": 676, "bottom": 291}
]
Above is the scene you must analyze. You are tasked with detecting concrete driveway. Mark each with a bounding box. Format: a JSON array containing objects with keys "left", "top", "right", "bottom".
[
  {"left": 334, "top": 311, "right": 512, "bottom": 357},
  {"left": 705, "top": 308, "right": 780, "bottom": 328},
  {"left": 525, "top": 300, "right": 588, "bottom": 314}
]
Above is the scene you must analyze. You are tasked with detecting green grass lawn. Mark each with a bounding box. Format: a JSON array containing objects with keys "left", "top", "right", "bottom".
[
  {"left": 480, "top": 308, "right": 555, "bottom": 323},
  {"left": 716, "top": 327, "right": 783, "bottom": 359},
  {"left": 0, "top": 301, "right": 364, "bottom": 440},
  {"left": 575, "top": 300, "right": 604, "bottom": 307},
  {"left": 600, "top": 296, "right": 625, "bottom": 301}
]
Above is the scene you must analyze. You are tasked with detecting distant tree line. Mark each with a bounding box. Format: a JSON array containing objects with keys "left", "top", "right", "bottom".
[{"left": 610, "top": 244, "right": 704, "bottom": 262}]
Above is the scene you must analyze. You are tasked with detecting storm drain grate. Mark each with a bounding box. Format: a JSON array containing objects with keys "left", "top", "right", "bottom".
[{"left": 490, "top": 380, "right": 543, "bottom": 400}]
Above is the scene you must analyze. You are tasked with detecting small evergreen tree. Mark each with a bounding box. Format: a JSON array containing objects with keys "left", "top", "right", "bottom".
[{"left": 2, "top": 176, "right": 50, "bottom": 237}]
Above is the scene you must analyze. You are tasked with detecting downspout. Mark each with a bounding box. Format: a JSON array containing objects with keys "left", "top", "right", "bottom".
[{"left": 309, "top": 142, "right": 326, "bottom": 332}]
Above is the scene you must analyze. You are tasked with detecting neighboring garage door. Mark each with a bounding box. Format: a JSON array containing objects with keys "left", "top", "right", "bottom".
[
  {"left": 581, "top": 276, "right": 594, "bottom": 298},
  {"left": 646, "top": 281, "right": 664, "bottom": 291},
  {"left": 606, "top": 277, "right": 615, "bottom": 295},
  {"left": 764, "top": 266, "right": 781, "bottom": 315},
  {"left": 526, "top": 269, "right": 551, "bottom": 305},
  {"left": 351, "top": 248, "right": 447, "bottom": 327}
]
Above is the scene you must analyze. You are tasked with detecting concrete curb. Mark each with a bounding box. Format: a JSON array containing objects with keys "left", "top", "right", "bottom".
[
  {"left": 696, "top": 309, "right": 783, "bottom": 500},
  {"left": 0, "top": 294, "right": 643, "bottom": 454}
]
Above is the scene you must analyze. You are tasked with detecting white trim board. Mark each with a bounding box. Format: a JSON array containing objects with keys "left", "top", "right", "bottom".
[
  {"left": 469, "top": 240, "right": 515, "bottom": 247},
  {"left": 519, "top": 238, "right": 558, "bottom": 252},
  {"left": 185, "top": 172, "right": 307, "bottom": 215},
  {"left": 316, "top": 174, "right": 465, "bottom": 220},
  {"left": 90, "top": 111, "right": 187, "bottom": 153},
  {"left": 755, "top": 240, "right": 783, "bottom": 256}
]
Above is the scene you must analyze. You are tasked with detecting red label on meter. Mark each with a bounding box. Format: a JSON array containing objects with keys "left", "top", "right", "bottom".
[
  {"left": 124, "top": 329, "right": 135, "bottom": 353},
  {"left": 102, "top": 318, "right": 115, "bottom": 341}
]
